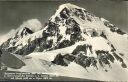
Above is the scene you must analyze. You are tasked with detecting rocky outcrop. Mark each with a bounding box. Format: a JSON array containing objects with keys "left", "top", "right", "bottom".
[
  {"left": 52, "top": 53, "right": 69, "bottom": 66},
  {"left": 52, "top": 53, "right": 75, "bottom": 66},
  {"left": 74, "top": 53, "right": 97, "bottom": 69},
  {"left": 70, "top": 43, "right": 127, "bottom": 69},
  {"left": 0, "top": 49, "right": 2, "bottom": 57},
  {"left": 103, "top": 19, "right": 126, "bottom": 35},
  {"left": 72, "top": 44, "right": 92, "bottom": 55}
]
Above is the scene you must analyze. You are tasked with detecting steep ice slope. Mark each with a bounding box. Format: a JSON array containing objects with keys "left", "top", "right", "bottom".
[{"left": 100, "top": 18, "right": 128, "bottom": 60}]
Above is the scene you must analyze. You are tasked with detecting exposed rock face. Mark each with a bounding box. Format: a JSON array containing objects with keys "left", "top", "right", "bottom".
[
  {"left": 102, "top": 18, "right": 126, "bottom": 35},
  {"left": 71, "top": 43, "right": 127, "bottom": 69},
  {"left": 52, "top": 53, "right": 75, "bottom": 66},
  {"left": 52, "top": 53, "right": 69, "bottom": 66},
  {"left": 20, "top": 27, "right": 34, "bottom": 38},
  {"left": 100, "top": 32, "right": 107, "bottom": 39},
  {"left": 74, "top": 54, "right": 97, "bottom": 69},
  {"left": 72, "top": 44, "right": 92, "bottom": 55},
  {"left": 0, "top": 49, "right": 2, "bottom": 56}
]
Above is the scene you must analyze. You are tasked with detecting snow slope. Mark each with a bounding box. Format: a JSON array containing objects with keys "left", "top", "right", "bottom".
[
  {"left": 8, "top": 44, "right": 128, "bottom": 81},
  {"left": 7, "top": 39, "right": 128, "bottom": 81}
]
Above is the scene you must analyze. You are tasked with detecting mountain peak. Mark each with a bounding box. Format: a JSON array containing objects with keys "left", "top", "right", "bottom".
[
  {"left": 58, "top": 3, "right": 84, "bottom": 10},
  {"left": 50, "top": 3, "right": 87, "bottom": 21},
  {"left": 20, "top": 27, "right": 34, "bottom": 37},
  {"left": 13, "top": 27, "right": 33, "bottom": 39}
]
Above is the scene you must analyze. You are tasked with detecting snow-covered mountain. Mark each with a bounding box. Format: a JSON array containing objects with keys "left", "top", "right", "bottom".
[
  {"left": 1, "top": 3, "right": 128, "bottom": 81},
  {"left": 0, "top": 19, "right": 42, "bottom": 53}
]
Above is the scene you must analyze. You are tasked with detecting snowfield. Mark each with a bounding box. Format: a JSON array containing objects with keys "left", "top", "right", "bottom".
[
  {"left": 8, "top": 51, "right": 128, "bottom": 81},
  {"left": 8, "top": 39, "right": 128, "bottom": 81}
]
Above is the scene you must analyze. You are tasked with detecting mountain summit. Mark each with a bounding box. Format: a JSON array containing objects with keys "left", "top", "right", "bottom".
[{"left": 1, "top": 3, "right": 128, "bottom": 81}]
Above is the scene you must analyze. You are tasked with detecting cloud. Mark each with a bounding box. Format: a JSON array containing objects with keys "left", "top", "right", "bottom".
[
  {"left": 0, "top": 19, "right": 42, "bottom": 45},
  {"left": 19, "top": 19, "right": 42, "bottom": 32}
]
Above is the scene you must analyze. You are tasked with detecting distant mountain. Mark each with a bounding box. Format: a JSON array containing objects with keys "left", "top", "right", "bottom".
[
  {"left": 1, "top": 3, "right": 128, "bottom": 81},
  {"left": 0, "top": 19, "right": 42, "bottom": 54}
]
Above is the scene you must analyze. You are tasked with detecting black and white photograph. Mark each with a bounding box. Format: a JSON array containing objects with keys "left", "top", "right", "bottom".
[{"left": 0, "top": 0, "right": 128, "bottom": 81}]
